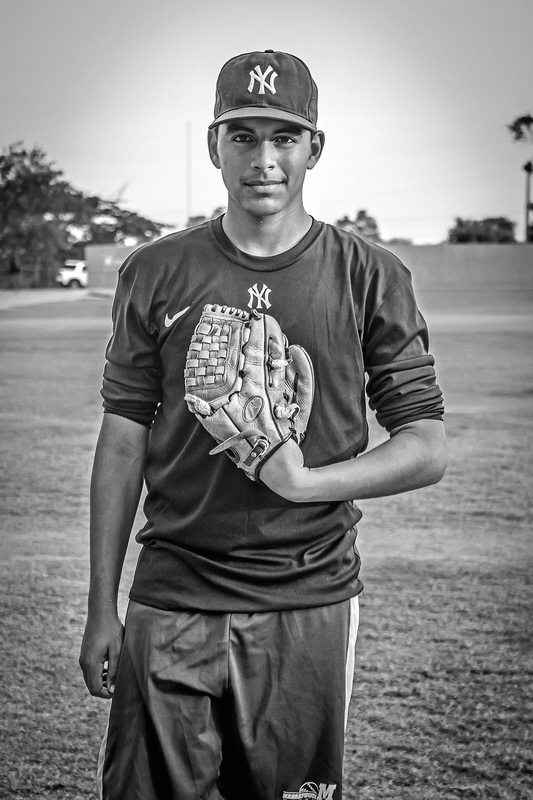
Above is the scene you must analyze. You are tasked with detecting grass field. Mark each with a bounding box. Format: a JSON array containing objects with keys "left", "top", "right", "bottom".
[{"left": 0, "top": 291, "right": 532, "bottom": 799}]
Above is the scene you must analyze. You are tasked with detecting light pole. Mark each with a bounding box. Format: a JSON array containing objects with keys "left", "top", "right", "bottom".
[
  {"left": 524, "top": 160, "right": 533, "bottom": 242},
  {"left": 186, "top": 121, "right": 192, "bottom": 225}
]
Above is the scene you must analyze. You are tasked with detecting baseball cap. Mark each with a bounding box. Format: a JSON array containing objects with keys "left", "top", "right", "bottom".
[{"left": 209, "top": 50, "right": 318, "bottom": 133}]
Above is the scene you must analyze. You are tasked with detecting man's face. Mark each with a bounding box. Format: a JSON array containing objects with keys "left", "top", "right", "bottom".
[{"left": 208, "top": 118, "right": 324, "bottom": 218}]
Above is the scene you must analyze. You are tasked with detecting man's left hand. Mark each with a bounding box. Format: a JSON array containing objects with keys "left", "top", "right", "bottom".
[{"left": 259, "top": 439, "right": 310, "bottom": 501}]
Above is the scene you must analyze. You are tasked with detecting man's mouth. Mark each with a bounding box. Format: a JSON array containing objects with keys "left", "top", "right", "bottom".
[{"left": 245, "top": 180, "right": 283, "bottom": 187}]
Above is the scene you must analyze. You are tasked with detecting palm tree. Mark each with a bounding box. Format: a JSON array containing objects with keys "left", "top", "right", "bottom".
[{"left": 507, "top": 115, "right": 533, "bottom": 241}]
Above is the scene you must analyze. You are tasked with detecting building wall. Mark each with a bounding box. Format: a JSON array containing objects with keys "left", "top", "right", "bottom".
[
  {"left": 382, "top": 243, "right": 533, "bottom": 315},
  {"left": 85, "top": 244, "right": 142, "bottom": 290},
  {"left": 385, "top": 243, "right": 533, "bottom": 289},
  {"left": 86, "top": 242, "right": 533, "bottom": 297}
]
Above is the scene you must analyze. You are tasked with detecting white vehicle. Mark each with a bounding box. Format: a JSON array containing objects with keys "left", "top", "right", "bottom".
[{"left": 56, "top": 260, "right": 88, "bottom": 288}]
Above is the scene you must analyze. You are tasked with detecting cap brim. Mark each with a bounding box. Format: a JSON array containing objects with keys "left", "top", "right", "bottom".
[{"left": 209, "top": 106, "right": 317, "bottom": 133}]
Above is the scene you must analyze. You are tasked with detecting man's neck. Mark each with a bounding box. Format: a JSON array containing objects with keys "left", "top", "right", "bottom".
[{"left": 222, "top": 205, "right": 313, "bottom": 257}]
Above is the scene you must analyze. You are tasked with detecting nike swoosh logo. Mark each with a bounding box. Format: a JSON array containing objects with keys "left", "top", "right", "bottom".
[{"left": 164, "top": 306, "right": 191, "bottom": 328}]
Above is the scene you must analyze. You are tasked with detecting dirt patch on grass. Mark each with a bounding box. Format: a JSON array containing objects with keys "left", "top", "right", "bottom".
[{"left": 0, "top": 295, "right": 532, "bottom": 799}]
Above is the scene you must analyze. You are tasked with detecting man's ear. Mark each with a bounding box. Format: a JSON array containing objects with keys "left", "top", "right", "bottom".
[
  {"left": 307, "top": 130, "right": 325, "bottom": 171},
  {"left": 207, "top": 128, "right": 221, "bottom": 169}
]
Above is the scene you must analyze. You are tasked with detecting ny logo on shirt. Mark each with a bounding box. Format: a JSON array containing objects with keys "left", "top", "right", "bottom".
[{"left": 247, "top": 282, "right": 272, "bottom": 309}]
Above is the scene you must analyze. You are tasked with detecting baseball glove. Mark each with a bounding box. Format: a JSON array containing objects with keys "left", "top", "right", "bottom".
[{"left": 184, "top": 304, "right": 314, "bottom": 482}]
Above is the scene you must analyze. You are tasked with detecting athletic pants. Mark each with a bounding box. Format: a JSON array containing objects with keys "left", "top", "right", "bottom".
[{"left": 98, "top": 597, "right": 359, "bottom": 800}]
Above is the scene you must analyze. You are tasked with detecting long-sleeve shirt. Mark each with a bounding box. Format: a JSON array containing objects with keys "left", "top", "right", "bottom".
[{"left": 101, "top": 217, "right": 444, "bottom": 612}]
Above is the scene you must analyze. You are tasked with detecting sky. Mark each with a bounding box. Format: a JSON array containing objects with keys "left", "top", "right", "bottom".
[{"left": 1, "top": 0, "right": 532, "bottom": 243}]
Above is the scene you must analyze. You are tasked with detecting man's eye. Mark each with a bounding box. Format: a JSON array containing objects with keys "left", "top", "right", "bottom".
[
  {"left": 233, "top": 134, "right": 253, "bottom": 142},
  {"left": 275, "top": 136, "right": 296, "bottom": 144}
]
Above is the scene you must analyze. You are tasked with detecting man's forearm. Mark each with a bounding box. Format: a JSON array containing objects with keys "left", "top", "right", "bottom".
[
  {"left": 88, "top": 414, "right": 149, "bottom": 616},
  {"left": 80, "top": 414, "right": 149, "bottom": 699},
  {"left": 260, "top": 419, "right": 447, "bottom": 503}
]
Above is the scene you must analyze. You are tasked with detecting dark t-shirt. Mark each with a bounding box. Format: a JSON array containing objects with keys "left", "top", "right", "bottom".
[{"left": 102, "top": 218, "right": 444, "bottom": 612}]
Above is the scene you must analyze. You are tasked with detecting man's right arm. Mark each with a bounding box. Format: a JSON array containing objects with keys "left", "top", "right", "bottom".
[{"left": 79, "top": 413, "right": 149, "bottom": 699}]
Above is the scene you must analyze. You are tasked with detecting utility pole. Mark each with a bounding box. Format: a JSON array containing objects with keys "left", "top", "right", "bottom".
[
  {"left": 186, "top": 120, "right": 192, "bottom": 224},
  {"left": 524, "top": 160, "right": 533, "bottom": 242}
]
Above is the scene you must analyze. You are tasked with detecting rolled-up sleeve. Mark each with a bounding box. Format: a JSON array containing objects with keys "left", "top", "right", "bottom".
[
  {"left": 364, "top": 276, "right": 444, "bottom": 432},
  {"left": 101, "top": 274, "right": 162, "bottom": 426}
]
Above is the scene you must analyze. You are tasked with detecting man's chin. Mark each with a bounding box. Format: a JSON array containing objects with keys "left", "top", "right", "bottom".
[{"left": 242, "top": 199, "right": 283, "bottom": 217}]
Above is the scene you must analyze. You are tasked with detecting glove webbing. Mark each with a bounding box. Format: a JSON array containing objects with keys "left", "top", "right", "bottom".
[{"left": 184, "top": 322, "right": 246, "bottom": 393}]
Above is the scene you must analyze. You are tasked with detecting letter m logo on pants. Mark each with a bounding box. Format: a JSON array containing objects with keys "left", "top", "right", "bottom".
[{"left": 317, "top": 785, "right": 337, "bottom": 800}]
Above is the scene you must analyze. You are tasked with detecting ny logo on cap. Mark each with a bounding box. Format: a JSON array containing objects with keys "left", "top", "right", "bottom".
[{"left": 247, "top": 64, "right": 278, "bottom": 95}]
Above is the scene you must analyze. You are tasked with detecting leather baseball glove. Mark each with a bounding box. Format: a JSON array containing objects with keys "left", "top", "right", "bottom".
[{"left": 184, "top": 304, "right": 314, "bottom": 482}]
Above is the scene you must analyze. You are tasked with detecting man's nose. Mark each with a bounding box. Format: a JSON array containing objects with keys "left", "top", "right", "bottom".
[{"left": 251, "top": 141, "right": 276, "bottom": 171}]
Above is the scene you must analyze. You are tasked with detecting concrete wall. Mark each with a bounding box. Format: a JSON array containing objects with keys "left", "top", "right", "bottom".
[
  {"left": 384, "top": 243, "right": 533, "bottom": 289},
  {"left": 381, "top": 243, "right": 533, "bottom": 315},
  {"left": 85, "top": 244, "right": 142, "bottom": 290},
  {"left": 86, "top": 242, "right": 533, "bottom": 302}
]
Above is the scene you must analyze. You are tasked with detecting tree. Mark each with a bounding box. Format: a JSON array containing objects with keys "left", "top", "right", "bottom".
[
  {"left": 185, "top": 206, "right": 226, "bottom": 229},
  {"left": 79, "top": 195, "right": 167, "bottom": 245},
  {"left": 0, "top": 142, "right": 169, "bottom": 287},
  {"left": 507, "top": 114, "right": 533, "bottom": 143},
  {"left": 385, "top": 237, "right": 413, "bottom": 246},
  {"left": 335, "top": 209, "right": 381, "bottom": 242},
  {"left": 507, "top": 114, "right": 533, "bottom": 242},
  {"left": 1, "top": 143, "right": 81, "bottom": 286},
  {"left": 447, "top": 217, "right": 516, "bottom": 244}
]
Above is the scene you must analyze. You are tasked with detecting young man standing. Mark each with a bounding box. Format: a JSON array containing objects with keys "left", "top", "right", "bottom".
[{"left": 80, "top": 50, "right": 446, "bottom": 800}]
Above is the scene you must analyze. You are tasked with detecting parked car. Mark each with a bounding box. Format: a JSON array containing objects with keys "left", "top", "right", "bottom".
[{"left": 56, "top": 260, "right": 88, "bottom": 288}]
